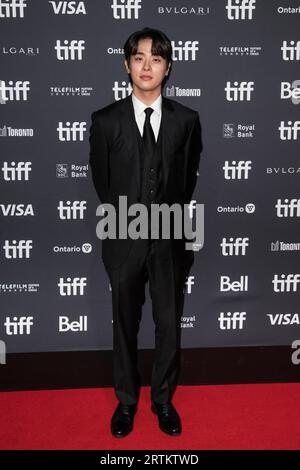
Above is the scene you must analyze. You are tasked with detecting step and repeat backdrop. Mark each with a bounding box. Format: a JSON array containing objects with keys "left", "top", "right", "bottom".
[{"left": 1, "top": 0, "right": 300, "bottom": 355}]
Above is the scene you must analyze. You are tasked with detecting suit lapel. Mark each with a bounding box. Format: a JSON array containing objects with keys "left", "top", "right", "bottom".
[{"left": 119, "top": 93, "right": 176, "bottom": 198}]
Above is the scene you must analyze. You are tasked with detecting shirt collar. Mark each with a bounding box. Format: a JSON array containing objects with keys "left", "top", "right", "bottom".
[{"left": 131, "top": 92, "right": 162, "bottom": 117}]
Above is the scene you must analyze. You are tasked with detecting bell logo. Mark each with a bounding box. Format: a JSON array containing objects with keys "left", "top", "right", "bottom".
[{"left": 59, "top": 315, "right": 87, "bottom": 332}]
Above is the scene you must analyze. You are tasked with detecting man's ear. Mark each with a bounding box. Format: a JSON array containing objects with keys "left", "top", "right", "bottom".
[{"left": 124, "top": 59, "right": 130, "bottom": 74}]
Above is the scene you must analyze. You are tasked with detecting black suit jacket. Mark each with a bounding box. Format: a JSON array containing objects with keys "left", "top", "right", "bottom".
[{"left": 89, "top": 93, "right": 203, "bottom": 270}]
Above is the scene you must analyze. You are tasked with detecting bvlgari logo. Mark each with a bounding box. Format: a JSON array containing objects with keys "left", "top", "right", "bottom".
[{"left": 1, "top": 46, "right": 39, "bottom": 56}]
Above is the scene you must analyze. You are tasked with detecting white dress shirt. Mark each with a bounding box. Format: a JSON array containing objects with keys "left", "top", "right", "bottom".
[{"left": 131, "top": 92, "right": 162, "bottom": 142}]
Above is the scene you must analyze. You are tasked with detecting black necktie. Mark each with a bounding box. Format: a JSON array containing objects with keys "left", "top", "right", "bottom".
[{"left": 143, "top": 107, "right": 156, "bottom": 155}]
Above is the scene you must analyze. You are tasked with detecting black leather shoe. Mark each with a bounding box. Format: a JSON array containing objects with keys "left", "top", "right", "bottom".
[
  {"left": 111, "top": 402, "right": 137, "bottom": 438},
  {"left": 151, "top": 401, "right": 182, "bottom": 436}
]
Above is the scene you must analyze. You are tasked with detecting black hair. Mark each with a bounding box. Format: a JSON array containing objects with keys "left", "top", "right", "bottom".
[{"left": 123, "top": 27, "right": 173, "bottom": 88}]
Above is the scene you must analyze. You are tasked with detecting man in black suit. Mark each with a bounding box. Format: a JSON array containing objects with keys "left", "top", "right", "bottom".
[{"left": 89, "top": 27, "right": 202, "bottom": 438}]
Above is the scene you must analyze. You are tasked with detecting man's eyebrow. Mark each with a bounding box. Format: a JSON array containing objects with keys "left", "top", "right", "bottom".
[{"left": 134, "top": 51, "right": 161, "bottom": 56}]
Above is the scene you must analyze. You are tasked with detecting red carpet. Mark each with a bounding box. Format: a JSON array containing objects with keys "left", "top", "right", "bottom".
[{"left": 0, "top": 383, "right": 299, "bottom": 450}]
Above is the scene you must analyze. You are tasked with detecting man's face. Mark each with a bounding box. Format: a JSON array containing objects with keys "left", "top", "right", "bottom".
[{"left": 124, "top": 37, "right": 170, "bottom": 93}]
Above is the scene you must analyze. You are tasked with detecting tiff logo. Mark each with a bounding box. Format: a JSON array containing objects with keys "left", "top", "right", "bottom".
[
  {"left": 58, "top": 277, "right": 87, "bottom": 296},
  {"left": 111, "top": 0, "right": 142, "bottom": 19},
  {"left": 281, "top": 40, "right": 300, "bottom": 61},
  {"left": 171, "top": 41, "right": 199, "bottom": 61},
  {"left": 0, "top": 80, "right": 30, "bottom": 103},
  {"left": 113, "top": 81, "right": 133, "bottom": 100},
  {"left": 2, "top": 161, "right": 32, "bottom": 180},
  {"left": 275, "top": 199, "right": 300, "bottom": 217},
  {"left": 278, "top": 121, "right": 300, "bottom": 140},
  {"left": 223, "top": 160, "right": 252, "bottom": 179},
  {"left": 57, "top": 200, "right": 87, "bottom": 219},
  {"left": 226, "top": 0, "right": 256, "bottom": 20},
  {"left": 3, "top": 240, "right": 32, "bottom": 258},
  {"left": 185, "top": 276, "right": 195, "bottom": 294},
  {"left": 54, "top": 40, "right": 85, "bottom": 60},
  {"left": 4, "top": 316, "right": 33, "bottom": 335},
  {"left": 0, "top": 340, "right": 6, "bottom": 364},
  {"left": 221, "top": 237, "right": 249, "bottom": 256},
  {"left": 272, "top": 274, "right": 300, "bottom": 293},
  {"left": 218, "top": 312, "right": 247, "bottom": 330},
  {"left": 57, "top": 121, "right": 86, "bottom": 141},
  {"left": 0, "top": 0, "right": 27, "bottom": 17},
  {"left": 225, "top": 81, "right": 254, "bottom": 101}
]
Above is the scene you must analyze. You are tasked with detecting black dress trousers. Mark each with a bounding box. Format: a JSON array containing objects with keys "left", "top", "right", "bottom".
[{"left": 106, "top": 236, "right": 192, "bottom": 405}]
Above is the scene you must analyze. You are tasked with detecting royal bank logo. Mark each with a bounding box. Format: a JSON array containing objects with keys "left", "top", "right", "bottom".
[
  {"left": 281, "top": 40, "right": 300, "bottom": 61},
  {"left": 49, "top": 0, "right": 86, "bottom": 14},
  {"left": 0, "top": 0, "right": 27, "bottom": 18},
  {"left": 55, "top": 40, "right": 85, "bottom": 60},
  {"left": 223, "top": 123, "right": 255, "bottom": 138},
  {"left": 181, "top": 315, "right": 196, "bottom": 329},
  {"left": 226, "top": 0, "right": 256, "bottom": 20},
  {"left": 225, "top": 81, "right": 254, "bottom": 101},
  {"left": 0, "top": 80, "right": 30, "bottom": 103},
  {"left": 56, "top": 163, "right": 88, "bottom": 178},
  {"left": 111, "top": 0, "right": 142, "bottom": 19}
]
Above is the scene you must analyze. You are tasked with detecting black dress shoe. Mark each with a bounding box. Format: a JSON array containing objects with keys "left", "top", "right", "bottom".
[
  {"left": 151, "top": 401, "right": 182, "bottom": 436},
  {"left": 111, "top": 402, "right": 137, "bottom": 438}
]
